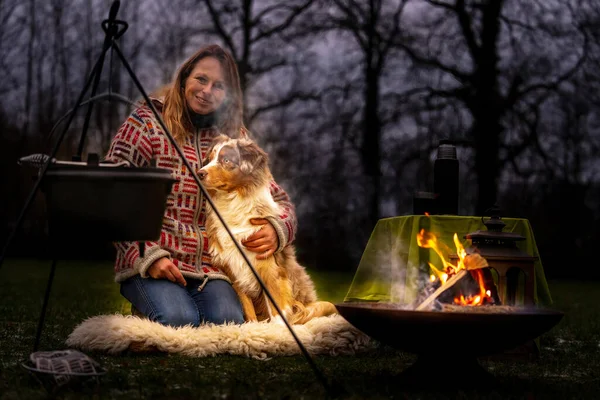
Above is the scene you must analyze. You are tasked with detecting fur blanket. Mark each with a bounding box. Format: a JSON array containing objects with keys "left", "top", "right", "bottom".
[{"left": 66, "top": 314, "right": 373, "bottom": 359}]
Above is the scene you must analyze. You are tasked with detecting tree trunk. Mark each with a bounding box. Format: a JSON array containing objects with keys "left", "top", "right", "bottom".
[
  {"left": 24, "top": 0, "right": 36, "bottom": 135},
  {"left": 473, "top": 117, "right": 501, "bottom": 215},
  {"left": 362, "top": 63, "right": 381, "bottom": 227},
  {"left": 472, "top": 0, "right": 503, "bottom": 215}
]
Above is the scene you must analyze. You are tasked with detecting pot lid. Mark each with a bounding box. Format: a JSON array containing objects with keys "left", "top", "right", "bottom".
[{"left": 19, "top": 153, "right": 176, "bottom": 181}]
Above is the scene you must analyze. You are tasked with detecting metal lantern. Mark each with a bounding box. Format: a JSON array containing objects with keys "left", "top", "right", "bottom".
[{"left": 461, "top": 213, "right": 538, "bottom": 306}]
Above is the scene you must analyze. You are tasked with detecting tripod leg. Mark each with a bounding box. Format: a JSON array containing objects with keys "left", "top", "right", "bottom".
[
  {"left": 76, "top": 33, "right": 113, "bottom": 159},
  {"left": 0, "top": 42, "right": 112, "bottom": 272},
  {"left": 33, "top": 258, "right": 58, "bottom": 352}
]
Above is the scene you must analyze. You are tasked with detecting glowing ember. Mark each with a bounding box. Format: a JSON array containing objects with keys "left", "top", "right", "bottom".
[{"left": 417, "top": 229, "right": 493, "bottom": 306}]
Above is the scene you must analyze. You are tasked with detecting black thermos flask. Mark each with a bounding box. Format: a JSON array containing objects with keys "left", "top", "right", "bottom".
[{"left": 433, "top": 142, "right": 459, "bottom": 215}]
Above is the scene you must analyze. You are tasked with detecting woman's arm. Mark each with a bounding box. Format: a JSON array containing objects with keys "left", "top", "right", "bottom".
[
  {"left": 266, "top": 180, "right": 297, "bottom": 251},
  {"left": 106, "top": 109, "right": 171, "bottom": 277},
  {"left": 241, "top": 180, "right": 297, "bottom": 259}
]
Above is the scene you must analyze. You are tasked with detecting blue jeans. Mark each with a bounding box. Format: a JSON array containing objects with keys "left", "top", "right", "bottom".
[{"left": 120, "top": 276, "right": 244, "bottom": 327}]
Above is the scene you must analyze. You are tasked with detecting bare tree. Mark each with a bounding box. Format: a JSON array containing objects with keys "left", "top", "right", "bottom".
[
  {"left": 304, "top": 0, "right": 411, "bottom": 228},
  {"left": 390, "top": 0, "right": 588, "bottom": 214}
]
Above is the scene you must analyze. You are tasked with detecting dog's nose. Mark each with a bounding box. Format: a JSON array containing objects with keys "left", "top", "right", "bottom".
[{"left": 198, "top": 169, "right": 207, "bottom": 180}]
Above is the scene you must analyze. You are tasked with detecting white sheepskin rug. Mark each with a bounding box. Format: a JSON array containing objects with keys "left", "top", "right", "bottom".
[{"left": 66, "top": 314, "right": 373, "bottom": 359}]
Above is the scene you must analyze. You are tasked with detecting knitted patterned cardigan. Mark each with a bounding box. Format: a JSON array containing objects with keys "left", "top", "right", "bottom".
[{"left": 105, "top": 103, "right": 297, "bottom": 284}]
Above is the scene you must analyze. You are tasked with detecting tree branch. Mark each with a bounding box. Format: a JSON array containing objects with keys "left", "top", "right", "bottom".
[
  {"left": 454, "top": 0, "right": 480, "bottom": 58},
  {"left": 379, "top": 0, "right": 408, "bottom": 68},
  {"left": 204, "top": 0, "right": 238, "bottom": 59},
  {"left": 248, "top": 91, "right": 320, "bottom": 122},
  {"left": 395, "top": 37, "right": 471, "bottom": 83},
  {"left": 509, "top": 27, "right": 589, "bottom": 108},
  {"left": 252, "top": 0, "right": 313, "bottom": 42}
]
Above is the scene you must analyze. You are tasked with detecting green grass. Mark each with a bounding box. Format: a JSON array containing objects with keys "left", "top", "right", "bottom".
[{"left": 0, "top": 259, "right": 599, "bottom": 399}]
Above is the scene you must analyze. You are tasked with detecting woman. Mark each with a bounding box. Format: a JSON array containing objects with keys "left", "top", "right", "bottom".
[{"left": 105, "top": 44, "right": 297, "bottom": 327}]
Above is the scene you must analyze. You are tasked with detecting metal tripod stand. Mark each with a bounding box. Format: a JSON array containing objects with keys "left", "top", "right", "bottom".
[{"left": 0, "top": 1, "right": 334, "bottom": 395}]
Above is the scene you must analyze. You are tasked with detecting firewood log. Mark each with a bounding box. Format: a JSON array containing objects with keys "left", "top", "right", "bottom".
[{"left": 415, "top": 254, "right": 488, "bottom": 311}]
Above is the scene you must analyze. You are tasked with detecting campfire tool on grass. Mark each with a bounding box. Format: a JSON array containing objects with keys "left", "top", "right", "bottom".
[
  {"left": 0, "top": 2, "right": 338, "bottom": 396},
  {"left": 21, "top": 350, "right": 107, "bottom": 395}
]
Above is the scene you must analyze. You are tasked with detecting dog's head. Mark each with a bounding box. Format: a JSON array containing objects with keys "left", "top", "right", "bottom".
[{"left": 198, "top": 135, "right": 271, "bottom": 194}]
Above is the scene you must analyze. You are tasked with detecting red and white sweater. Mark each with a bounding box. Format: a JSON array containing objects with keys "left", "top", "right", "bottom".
[{"left": 105, "top": 104, "right": 297, "bottom": 283}]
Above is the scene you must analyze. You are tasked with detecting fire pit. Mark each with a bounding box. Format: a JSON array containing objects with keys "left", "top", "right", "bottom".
[
  {"left": 339, "top": 215, "right": 562, "bottom": 388},
  {"left": 336, "top": 302, "right": 563, "bottom": 386}
]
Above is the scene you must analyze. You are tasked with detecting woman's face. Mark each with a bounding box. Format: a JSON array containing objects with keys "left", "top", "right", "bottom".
[{"left": 184, "top": 56, "right": 227, "bottom": 115}]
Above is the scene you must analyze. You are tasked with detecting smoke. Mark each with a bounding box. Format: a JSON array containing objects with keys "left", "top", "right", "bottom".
[{"left": 346, "top": 232, "right": 433, "bottom": 306}]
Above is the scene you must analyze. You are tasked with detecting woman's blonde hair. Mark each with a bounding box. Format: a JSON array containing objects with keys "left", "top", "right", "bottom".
[{"left": 162, "top": 44, "right": 244, "bottom": 142}]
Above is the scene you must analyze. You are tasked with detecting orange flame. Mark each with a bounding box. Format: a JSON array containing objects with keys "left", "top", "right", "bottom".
[
  {"left": 417, "top": 229, "right": 462, "bottom": 275},
  {"left": 417, "top": 229, "right": 493, "bottom": 306},
  {"left": 454, "top": 269, "right": 487, "bottom": 305}
]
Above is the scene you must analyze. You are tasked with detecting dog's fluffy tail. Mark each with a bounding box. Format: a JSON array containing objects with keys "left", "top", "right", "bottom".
[{"left": 288, "top": 300, "right": 337, "bottom": 325}]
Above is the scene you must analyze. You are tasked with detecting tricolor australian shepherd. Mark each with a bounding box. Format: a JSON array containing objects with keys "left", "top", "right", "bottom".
[{"left": 198, "top": 135, "right": 337, "bottom": 324}]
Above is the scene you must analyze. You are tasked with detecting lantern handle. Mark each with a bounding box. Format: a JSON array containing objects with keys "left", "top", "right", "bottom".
[{"left": 481, "top": 205, "right": 506, "bottom": 232}]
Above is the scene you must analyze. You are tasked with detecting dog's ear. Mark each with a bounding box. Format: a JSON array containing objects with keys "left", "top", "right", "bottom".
[{"left": 237, "top": 139, "right": 268, "bottom": 174}]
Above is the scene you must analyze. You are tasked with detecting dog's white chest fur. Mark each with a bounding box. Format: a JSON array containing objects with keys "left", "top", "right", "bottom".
[{"left": 207, "top": 187, "right": 281, "bottom": 296}]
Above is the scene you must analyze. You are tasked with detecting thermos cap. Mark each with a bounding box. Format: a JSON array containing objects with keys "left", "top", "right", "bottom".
[{"left": 437, "top": 144, "right": 457, "bottom": 160}]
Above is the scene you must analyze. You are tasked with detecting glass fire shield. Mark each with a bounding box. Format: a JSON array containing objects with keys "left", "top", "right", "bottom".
[{"left": 344, "top": 215, "right": 552, "bottom": 307}]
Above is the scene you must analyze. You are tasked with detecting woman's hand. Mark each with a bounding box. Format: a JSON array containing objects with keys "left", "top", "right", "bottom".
[
  {"left": 242, "top": 218, "right": 279, "bottom": 260},
  {"left": 147, "top": 257, "right": 187, "bottom": 286}
]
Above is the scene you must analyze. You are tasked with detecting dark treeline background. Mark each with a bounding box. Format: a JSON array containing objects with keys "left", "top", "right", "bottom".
[{"left": 1, "top": 0, "right": 599, "bottom": 279}]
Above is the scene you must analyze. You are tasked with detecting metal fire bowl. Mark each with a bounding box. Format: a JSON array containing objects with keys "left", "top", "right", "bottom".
[{"left": 336, "top": 302, "right": 564, "bottom": 357}]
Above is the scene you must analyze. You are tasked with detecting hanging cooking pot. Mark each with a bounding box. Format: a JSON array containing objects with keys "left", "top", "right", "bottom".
[{"left": 22, "top": 154, "right": 177, "bottom": 242}]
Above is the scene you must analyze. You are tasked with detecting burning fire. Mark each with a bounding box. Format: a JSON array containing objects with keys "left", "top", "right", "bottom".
[
  {"left": 417, "top": 229, "right": 492, "bottom": 306},
  {"left": 454, "top": 269, "right": 493, "bottom": 306}
]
